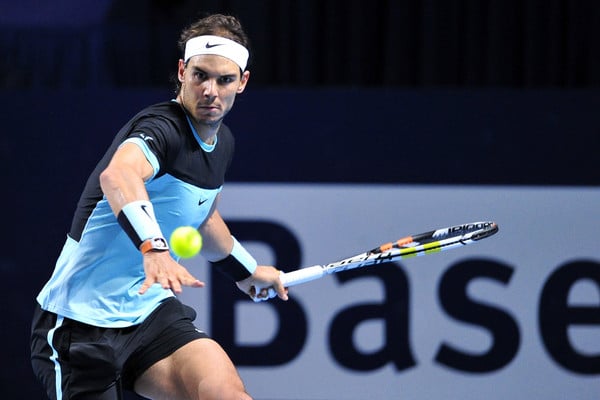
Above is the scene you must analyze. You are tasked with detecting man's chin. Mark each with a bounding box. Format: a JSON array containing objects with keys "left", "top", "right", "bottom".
[{"left": 197, "top": 116, "right": 224, "bottom": 128}]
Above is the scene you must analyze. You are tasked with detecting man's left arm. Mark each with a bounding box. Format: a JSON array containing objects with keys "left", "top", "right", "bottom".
[{"left": 199, "top": 206, "right": 288, "bottom": 301}]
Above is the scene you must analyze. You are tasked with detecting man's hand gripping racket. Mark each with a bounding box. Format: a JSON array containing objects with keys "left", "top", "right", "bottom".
[{"left": 251, "top": 221, "right": 499, "bottom": 302}]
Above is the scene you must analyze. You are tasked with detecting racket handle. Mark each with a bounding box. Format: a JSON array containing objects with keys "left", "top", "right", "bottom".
[
  {"left": 280, "top": 265, "right": 325, "bottom": 287},
  {"left": 252, "top": 266, "right": 325, "bottom": 302}
]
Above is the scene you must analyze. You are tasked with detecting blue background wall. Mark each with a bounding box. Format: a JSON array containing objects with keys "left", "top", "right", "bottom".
[{"left": 1, "top": 1, "right": 599, "bottom": 399}]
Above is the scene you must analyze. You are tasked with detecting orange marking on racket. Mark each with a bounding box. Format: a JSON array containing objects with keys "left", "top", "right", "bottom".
[
  {"left": 379, "top": 236, "right": 413, "bottom": 252},
  {"left": 263, "top": 221, "right": 499, "bottom": 292},
  {"left": 395, "top": 237, "right": 414, "bottom": 247},
  {"left": 379, "top": 243, "right": 394, "bottom": 252}
]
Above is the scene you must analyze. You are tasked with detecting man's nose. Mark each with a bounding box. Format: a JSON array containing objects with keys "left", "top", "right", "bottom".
[{"left": 202, "top": 79, "right": 218, "bottom": 98}]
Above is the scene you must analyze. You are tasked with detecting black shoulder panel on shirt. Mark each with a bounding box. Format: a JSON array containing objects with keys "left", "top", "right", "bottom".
[{"left": 68, "top": 101, "right": 235, "bottom": 240}]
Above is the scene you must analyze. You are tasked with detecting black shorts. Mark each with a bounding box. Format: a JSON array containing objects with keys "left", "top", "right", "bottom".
[{"left": 30, "top": 298, "right": 209, "bottom": 399}]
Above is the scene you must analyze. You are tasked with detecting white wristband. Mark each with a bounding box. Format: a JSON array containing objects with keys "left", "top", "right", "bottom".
[
  {"left": 117, "top": 200, "right": 165, "bottom": 248},
  {"left": 230, "top": 236, "right": 258, "bottom": 275}
]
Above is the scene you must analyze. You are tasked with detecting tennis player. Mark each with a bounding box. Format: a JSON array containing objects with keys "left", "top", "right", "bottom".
[{"left": 30, "top": 13, "right": 288, "bottom": 400}]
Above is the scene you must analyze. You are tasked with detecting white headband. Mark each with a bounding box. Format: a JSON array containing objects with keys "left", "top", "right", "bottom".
[{"left": 184, "top": 35, "right": 249, "bottom": 71}]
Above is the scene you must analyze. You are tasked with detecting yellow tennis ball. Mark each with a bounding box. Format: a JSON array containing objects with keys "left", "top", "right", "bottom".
[{"left": 169, "top": 226, "right": 202, "bottom": 258}]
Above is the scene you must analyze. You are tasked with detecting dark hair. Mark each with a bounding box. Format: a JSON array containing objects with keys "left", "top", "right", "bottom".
[
  {"left": 178, "top": 14, "right": 250, "bottom": 55},
  {"left": 174, "top": 14, "right": 251, "bottom": 94}
]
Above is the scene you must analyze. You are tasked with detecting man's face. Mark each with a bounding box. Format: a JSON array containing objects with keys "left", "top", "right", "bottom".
[{"left": 177, "top": 55, "right": 250, "bottom": 128}]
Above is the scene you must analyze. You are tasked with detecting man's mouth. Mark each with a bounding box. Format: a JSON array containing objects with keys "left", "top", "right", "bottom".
[{"left": 198, "top": 104, "right": 221, "bottom": 114}]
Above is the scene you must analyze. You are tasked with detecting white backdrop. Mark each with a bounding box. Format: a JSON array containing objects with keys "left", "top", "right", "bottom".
[{"left": 179, "top": 184, "right": 600, "bottom": 400}]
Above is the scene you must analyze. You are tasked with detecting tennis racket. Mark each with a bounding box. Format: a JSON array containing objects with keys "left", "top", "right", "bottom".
[{"left": 253, "top": 221, "right": 498, "bottom": 301}]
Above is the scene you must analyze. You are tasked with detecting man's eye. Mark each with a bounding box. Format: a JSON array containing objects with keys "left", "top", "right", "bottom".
[
  {"left": 219, "top": 76, "right": 235, "bottom": 84},
  {"left": 192, "top": 71, "right": 206, "bottom": 80}
]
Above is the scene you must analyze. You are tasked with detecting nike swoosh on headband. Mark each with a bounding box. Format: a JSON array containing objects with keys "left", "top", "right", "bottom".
[{"left": 185, "top": 35, "right": 249, "bottom": 70}]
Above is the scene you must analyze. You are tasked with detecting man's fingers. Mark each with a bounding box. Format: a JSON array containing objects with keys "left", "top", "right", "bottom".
[
  {"left": 171, "top": 274, "right": 204, "bottom": 293},
  {"left": 138, "top": 279, "right": 154, "bottom": 295},
  {"left": 157, "top": 273, "right": 170, "bottom": 290},
  {"left": 275, "top": 284, "right": 289, "bottom": 301},
  {"left": 170, "top": 277, "right": 183, "bottom": 294},
  {"left": 187, "top": 278, "right": 205, "bottom": 288},
  {"left": 248, "top": 284, "right": 288, "bottom": 302},
  {"left": 248, "top": 285, "right": 257, "bottom": 298},
  {"left": 277, "top": 286, "right": 289, "bottom": 301},
  {"left": 139, "top": 270, "right": 204, "bottom": 295}
]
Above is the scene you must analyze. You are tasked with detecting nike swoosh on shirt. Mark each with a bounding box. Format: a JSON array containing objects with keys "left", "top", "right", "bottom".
[{"left": 198, "top": 198, "right": 208, "bottom": 206}]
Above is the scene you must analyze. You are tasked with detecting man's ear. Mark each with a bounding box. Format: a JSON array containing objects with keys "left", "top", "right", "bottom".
[
  {"left": 237, "top": 70, "right": 251, "bottom": 93},
  {"left": 177, "top": 59, "right": 186, "bottom": 82}
]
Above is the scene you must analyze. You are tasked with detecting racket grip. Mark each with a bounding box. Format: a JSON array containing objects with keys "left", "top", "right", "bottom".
[
  {"left": 252, "top": 266, "right": 325, "bottom": 303},
  {"left": 280, "top": 265, "right": 325, "bottom": 287}
]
